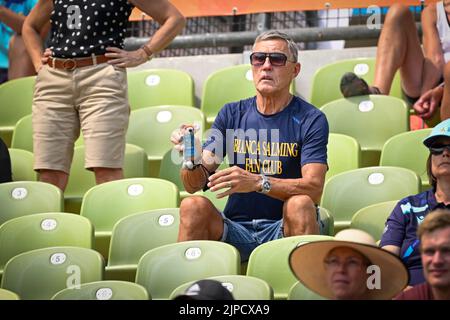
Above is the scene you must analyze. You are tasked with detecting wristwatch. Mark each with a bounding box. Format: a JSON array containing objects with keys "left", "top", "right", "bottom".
[{"left": 258, "top": 174, "right": 271, "bottom": 194}]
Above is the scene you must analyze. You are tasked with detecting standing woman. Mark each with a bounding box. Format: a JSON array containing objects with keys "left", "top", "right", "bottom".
[{"left": 21, "top": 0, "right": 185, "bottom": 191}]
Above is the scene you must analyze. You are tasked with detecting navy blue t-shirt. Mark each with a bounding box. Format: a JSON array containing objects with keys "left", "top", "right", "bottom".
[
  {"left": 380, "top": 189, "right": 450, "bottom": 285},
  {"left": 203, "top": 96, "right": 329, "bottom": 221}
]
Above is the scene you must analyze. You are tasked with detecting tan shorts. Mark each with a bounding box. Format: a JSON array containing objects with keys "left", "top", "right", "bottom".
[{"left": 32, "top": 63, "right": 129, "bottom": 174}]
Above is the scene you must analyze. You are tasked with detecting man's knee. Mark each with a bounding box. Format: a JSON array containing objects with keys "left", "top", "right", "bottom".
[
  {"left": 283, "top": 195, "right": 316, "bottom": 216},
  {"left": 283, "top": 195, "right": 318, "bottom": 235},
  {"left": 180, "top": 196, "right": 212, "bottom": 222}
]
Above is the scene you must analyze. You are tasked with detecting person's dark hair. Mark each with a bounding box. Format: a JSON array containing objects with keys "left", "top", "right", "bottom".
[
  {"left": 173, "top": 279, "right": 234, "bottom": 300},
  {"left": 418, "top": 209, "right": 450, "bottom": 240},
  {"left": 426, "top": 153, "right": 437, "bottom": 190}
]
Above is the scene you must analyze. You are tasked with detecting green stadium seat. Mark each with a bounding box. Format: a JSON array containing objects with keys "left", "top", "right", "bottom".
[
  {"left": 287, "top": 281, "right": 327, "bottom": 300},
  {"left": 64, "top": 144, "right": 149, "bottom": 213},
  {"left": 310, "top": 58, "right": 402, "bottom": 108},
  {"left": 246, "top": 235, "right": 333, "bottom": 300},
  {"left": 350, "top": 201, "right": 398, "bottom": 241},
  {"left": 1, "top": 247, "right": 104, "bottom": 300},
  {"left": 106, "top": 208, "right": 180, "bottom": 281},
  {"left": 0, "top": 76, "right": 35, "bottom": 146},
  {"left": 0, "top": 288, "right": 20, "bottom": 300},
  {"left": 326, "top": 133, "right": 361, "bottom": 181},
  {"left": 52, "top": 280, "right": 149, "bottom": 300},
  {"left": 320, "top": 95, "right": 409, "bottom": 167},
  {"left": 135, "top": 240, "right": 240, "bottom": 299},
  {"left": 0, "top": 181, "right": 63, "bottom": 225},
  {"left": 126, "top": 105, "right": 205, "bottom": 177},
  {"left": 319, "top": 207, "right": 334, "bottom": 236},
  {"left": 321, "top": 166, "right": 420, "bottom": 232},
  {"left": 10, "top": 114, "right": 33, "bottom": 152},
  {"left": 0, "top": 212, "right": 93, "bottom": 278},
  {"left": 127, "top": 69, "right": 195, "bottom": 110},
  {"left": 380, "top": 129, "right": 432, "bottom": 191},
  {"left": 169, "top": 275, "right": 273, "bottom": 300},
  {"left": 8, "top": 148, "right": 36, "bottom": 181},
  {"left": 80, "top": 178, "right": 179, "bottom": 257}
]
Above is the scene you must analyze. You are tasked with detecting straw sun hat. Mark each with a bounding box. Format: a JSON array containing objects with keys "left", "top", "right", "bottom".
[{"left": 289, "top": 229, "right": 409, "bottom": 300}]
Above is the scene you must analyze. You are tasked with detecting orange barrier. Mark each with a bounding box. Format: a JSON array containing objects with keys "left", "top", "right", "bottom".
[{"left": 130, "top": 0, "right": 438, "bottom": 20}]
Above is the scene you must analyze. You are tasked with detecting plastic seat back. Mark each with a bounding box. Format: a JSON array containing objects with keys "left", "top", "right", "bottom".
[
  {"left": 0, "top": 212, "right": 93, "bottom": 275},
  {"left": 108, "top": 208, "right": 180, "bottom": 267},
  {"left": 321, "top": 95, "right": 409, "bottom": 166},
  {"left": 126, "top": 105, "right": 205, "bottom": 177},
  {"left": 135, "top": 240, "right": 240, "bottom": 299},
  {"left": 80, "top": 178, "right": 178, "bottom": 233},
  {"left": 1, "top": 247, "right": 104, "bottom": 300},
  {"left": 0, "top": 288, "right": 20, "bottom": 300},
  {"left": 310, "top": 58, "right": 402, "bottom": 107},
  {"left": 0, "top": 76, "right": 35, "bottom": 144},
  {"left": 9, "top": 148, "right": 36, "bottom": 181},
  {"left": 10, "top": 114, "right": 33, "bottom": 152},
  {"left": 52, "top": 280, "right": 149, "bottom": 300},
  {"left": 327, "top": 133, "right": 361, "bottom": 181},
  {"left": 246, "top": 235, "right": 333, "bottom": 299},
  {"left": 287, "top": 281, "right": 327, "bottom": 300},
  {"left": 350, "top": 200, "right": 398, "bottom": 241},
  {"left": 380, "top": 129, "right": 432, "bottom": 190},
  {"left": 127, "top": 69, "right": 195, "bottom": 110},
  {"left": 321, "top": 166, "right": 420, "bottom": 230},
  {"left": 0, "top": 181, "right": 63, "bottom": 225}
]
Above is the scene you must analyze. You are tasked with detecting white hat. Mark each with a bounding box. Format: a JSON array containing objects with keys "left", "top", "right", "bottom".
[{"left": 289, "top": 229, "right": 409, "bottom": 300}]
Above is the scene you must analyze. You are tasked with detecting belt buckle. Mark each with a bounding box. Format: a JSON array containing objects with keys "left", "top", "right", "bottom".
[{"left": 62, "top": 58, "right": 77, "bottom": 71}]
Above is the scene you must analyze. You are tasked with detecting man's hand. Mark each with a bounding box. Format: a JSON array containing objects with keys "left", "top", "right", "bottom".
[
  {"left": 170, "top": 124, "right": 202, "bottom": 165},
  {"left": 413, "top": 85, "right": 444, "bottom": 119},
  {"left": 105, "top": 47, "right": 149, "bottom": 68},
  {"left": 207, "top": 166, "right": 261, "bottom": 199}
]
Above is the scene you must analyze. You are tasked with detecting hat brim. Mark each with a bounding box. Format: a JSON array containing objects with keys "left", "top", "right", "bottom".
[
  {"left": 289, "top": 240, "right": 409, "bottom": 300},
  {"left": 423, "top": 135, "right": 446, "bottom": 148}
]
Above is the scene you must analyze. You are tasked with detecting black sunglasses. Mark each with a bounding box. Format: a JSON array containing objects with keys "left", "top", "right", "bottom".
[
  {"left": 250, "top": 52, "right": 290, "bottom": 66},
  {"left": 429, "top": 144, "right": 450, "bottom": 155}
]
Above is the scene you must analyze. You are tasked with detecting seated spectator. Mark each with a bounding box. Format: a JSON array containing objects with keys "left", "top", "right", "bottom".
[
  {"left": 395, "top": 209, "right": 450, "bottom": 300},
  {"left": 0, "top": 0, "right": 38, "bottom": 84},
  {"left": 170, "top": 30, "right": 328, "bottom": 262},
  {"left": 289, "top": 229, "right": 409, "bottom": 300},
  {"left": 381, "top": 118, "right": 450, "bottom": 285},
  {"left": 173, "top": 279, "right": 235, "bottom": 300},
  {"left": 0, "top": 137, "right": 12, "bottom": 183},
  {"left": 340, "top": 2, "right": 449, "bottom": 124}
]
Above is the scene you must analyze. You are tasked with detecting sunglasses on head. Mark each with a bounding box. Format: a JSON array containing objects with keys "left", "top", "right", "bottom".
[
  {"left": 429, "top": 144, "right": 450, "bottom": 155},
  {"left": 250, "top": 52, "right": 290, "bottom": 66}
]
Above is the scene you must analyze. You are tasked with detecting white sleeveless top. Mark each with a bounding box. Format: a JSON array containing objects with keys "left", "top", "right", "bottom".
[{"left": 436, "top": 1, "right": 450, "bottom": 63}]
